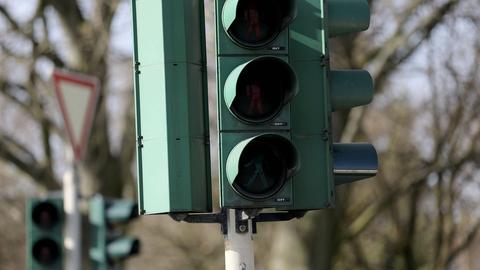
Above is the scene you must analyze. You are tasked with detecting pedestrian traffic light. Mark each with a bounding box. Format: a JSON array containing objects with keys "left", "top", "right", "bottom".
[
  {"left": 132, "top": 0, "right": 212, "bottom": 214},
  {"left": 216, "top": 0, "right": 377, "bottom": 211},
  {"left": 26, "top": 196, "right": 64, "bottom": 270},
  {"left": 89, "top": 195, "right": 140, "bottom": 270},
  {"left": 216, "top": 0, "right": 300, "bottom": 209}
]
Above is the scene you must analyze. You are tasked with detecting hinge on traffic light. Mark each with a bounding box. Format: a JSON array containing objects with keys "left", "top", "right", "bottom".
[
  {"left": 134, "top": 62, "right": 141, "bottom": 74},
  {"left": 322, "top": 128, "right": 331, "bottom": 141},
  {"left": 320, "top": 56, "right": 330, "bottom": 67},
  {"left": 137, "top": 136, "right": 143, "bottom": 148}
]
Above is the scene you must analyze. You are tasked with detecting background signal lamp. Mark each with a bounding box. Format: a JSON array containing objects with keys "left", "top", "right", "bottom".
[
  {"left": 27, "top": 196, "right": 64, "bottom": 270},
  {"left": 89, "top": 195, "right": 140, "bottom": 270}
]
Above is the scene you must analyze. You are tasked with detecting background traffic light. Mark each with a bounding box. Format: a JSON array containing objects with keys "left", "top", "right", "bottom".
[
  {"left": 132, "top": 0, "right": 211, "bottom": 214},
  {"left": 89, "top": 195, "right": 140, "bottom": 270},
  {"left": 26, "top": 196, "right": 64, "bottom": 270}
]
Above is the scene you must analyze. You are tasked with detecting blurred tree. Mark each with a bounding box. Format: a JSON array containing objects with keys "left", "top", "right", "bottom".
[{"left": 264, "top": 0, "right": 480, "bottom": 269}]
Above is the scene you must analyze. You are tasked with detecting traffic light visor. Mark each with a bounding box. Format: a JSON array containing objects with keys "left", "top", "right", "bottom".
[
  {"left": 226, "top": 134, "right": 299, "bottom": 200},
  {"left": 222, "top": 0, "right": 297, "bottom": 48},
  {"left": 224, "top": 56, "right": 298, "bottom": 124}
]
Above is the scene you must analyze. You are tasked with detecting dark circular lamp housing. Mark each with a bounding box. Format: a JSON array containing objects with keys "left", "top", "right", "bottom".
[
  {"left": 32, "top": 238, "right": 60, "bottom": 265},
  {"left": 227, "top": 134, "right": 299, "bottom": 200},
  {"left": 222, "top": 0, "right": 296, "bottom": 49},
  {"left": 226, "top": 56, "right": 298, "bottom": 124},
  {"left": 32, "top": 202, "right": 60, "bottom": 229}
]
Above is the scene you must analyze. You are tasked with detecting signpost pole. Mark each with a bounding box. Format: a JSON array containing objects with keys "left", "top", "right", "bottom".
[
  {"left": 63, "top": 149, "right": 82, "bottom": 270},
  {"left": 224, "top": 209, "right": 254, "bottom": 270}
]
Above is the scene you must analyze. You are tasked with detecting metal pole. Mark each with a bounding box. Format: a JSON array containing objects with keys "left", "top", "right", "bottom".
[
  {"left": 63, "top": 150, "right": 82, "bottom": 270},
  {"left": 224, "top": 209, "right": 254, "bottom": 270}
]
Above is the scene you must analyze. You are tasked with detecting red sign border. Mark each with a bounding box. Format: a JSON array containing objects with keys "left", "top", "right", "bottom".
[{"left": 53, "top": 69, "right": 99, "bottom": 162}]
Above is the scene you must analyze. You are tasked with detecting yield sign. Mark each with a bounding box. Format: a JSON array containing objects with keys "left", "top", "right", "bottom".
[{"left": 53, "top": 69, "right": 99, "bottom": 162}]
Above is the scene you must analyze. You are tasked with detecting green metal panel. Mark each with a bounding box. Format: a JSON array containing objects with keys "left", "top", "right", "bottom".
[
  {"left": 27, "top": 197, "right": 63, "bottom": 270},
  {"left": 287, "top": 0, "right": 335, "bottom": 210},
  {"left": 220, "top": 132, "right": 294, "bottom": 208},
  {"left": 132, "top": 0, "right": 211, "bottom": 214},
  {"left": 289, "top": 0, "right": 326, "bottom": 61},
  {"left": 89, "top": 196, "right": 107, "bottom": 270}
]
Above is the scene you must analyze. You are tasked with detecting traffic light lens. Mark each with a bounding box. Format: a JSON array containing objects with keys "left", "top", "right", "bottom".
[
  {"left": 234, "top": 139, "right": 287, "bottom": 199},
  {"left": 32, "top": 202, "right": 60, "bottom": 229},
  {"left": 230, "top": 57, "right": 297, "bottom": 123},
  {"left": 32, "top": 238, "right": 60, "bottom": 265},
  {"left": 228, "top": 0, "right": 283, "bottom": 48}
]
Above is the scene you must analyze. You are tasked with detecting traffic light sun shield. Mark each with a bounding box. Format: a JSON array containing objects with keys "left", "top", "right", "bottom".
[
  {"left": 226, "top": 134, "right": 299, "bottom": 200},
  {"left": 333, "top": 143, "right": 378, "bottom": 185},
  {"left": 330, "top": 70, "right": 373, "bottom": 111},
  {"left": 224, "top": 56, "right": 298, "bottom": 124},
  {"left": 327, "top": 0, "right": 370, "bottom": 37},
  {"left": 222, "top": 0, "right": 297, "bottom": 48}
]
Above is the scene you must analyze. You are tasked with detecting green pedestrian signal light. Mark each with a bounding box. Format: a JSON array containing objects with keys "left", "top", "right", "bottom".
[
  {"left": 217, "top": 0, "right": 377, "bottom": 211},
  {"left": 226, "top": 134, "right": 299, "bottom": 200},
  {"left": 27, "top": 196, "right": 64, "bottom": 270},
  {"left": 217, "top": 0, "right": 299, "bottom": 209}
]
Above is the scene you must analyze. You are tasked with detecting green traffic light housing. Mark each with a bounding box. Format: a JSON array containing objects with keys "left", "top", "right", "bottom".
[
  {"left": 226, "top": 134, "right": 299, "bottom": 200},
  {"left": 224, "top": 56, "right": 298, "bottom": 124},
  {"left": 89, "top": 195, "right": 140, "bottom": 270},
  {"left": 222, "top": 0, "right": 297, "bottom": 48},
  {"left": 27, "top": 196, "right": 64, "bottom": 270}
]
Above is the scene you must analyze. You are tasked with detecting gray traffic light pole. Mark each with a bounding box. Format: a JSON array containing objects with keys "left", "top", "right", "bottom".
[
  {"left": 225, "top": 209, "right": 254, "bottom": 270},
  {"left": 63, "top": 148, "right": 81, "bottom": 270},
  {"left": 170, "top": 209, "right": 305, "bottom": 270}
]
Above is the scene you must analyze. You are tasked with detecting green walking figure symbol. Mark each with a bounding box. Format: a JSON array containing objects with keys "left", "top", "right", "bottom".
[{"left": 243, "top": 155, "right": 270, "bottom": 190}]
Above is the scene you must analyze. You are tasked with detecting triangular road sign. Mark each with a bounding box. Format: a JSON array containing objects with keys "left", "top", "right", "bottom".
[{"left": 53, "top": 69, "right": 99, "bottom": 162}]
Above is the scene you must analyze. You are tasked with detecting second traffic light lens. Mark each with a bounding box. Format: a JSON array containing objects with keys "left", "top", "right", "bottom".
[
  {"left": 32, "top": 238, "right": 60, "bottom": 265},
  {"left": 228, "top": 0, "right": 283, "bottom": 48},
  {"left": 32, "top": 202, "right": 60, "bottom": 229},
  {"left": 230, "top": 57, "right": 297, "bottom": 123}
]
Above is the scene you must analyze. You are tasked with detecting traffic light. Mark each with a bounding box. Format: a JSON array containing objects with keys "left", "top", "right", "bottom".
[
  {"left": 287, "top": 0, "right": 377, "bottom": 210},
  {"left": 132, "top": 0, "right": 211, "bottom": 214},
  {"left": 89, "top": 195, "right": 140, "bottom": 269},
  {"left": 26, "top": 196, "right": 64, "bottom": 270},
  {"left": 216, "top": 0, "right": 300, "bottom": 208},
  {"left": 216, "top": 0, "right": 377, "bottom": 210}
]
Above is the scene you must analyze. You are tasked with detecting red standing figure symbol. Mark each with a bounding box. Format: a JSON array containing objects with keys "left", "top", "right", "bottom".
[
  {"left": 247, "top": 83, "right": 263, "bottom": 116},
  {"left": 244, "top": 2, "right": 262, "bottom": 40}
]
